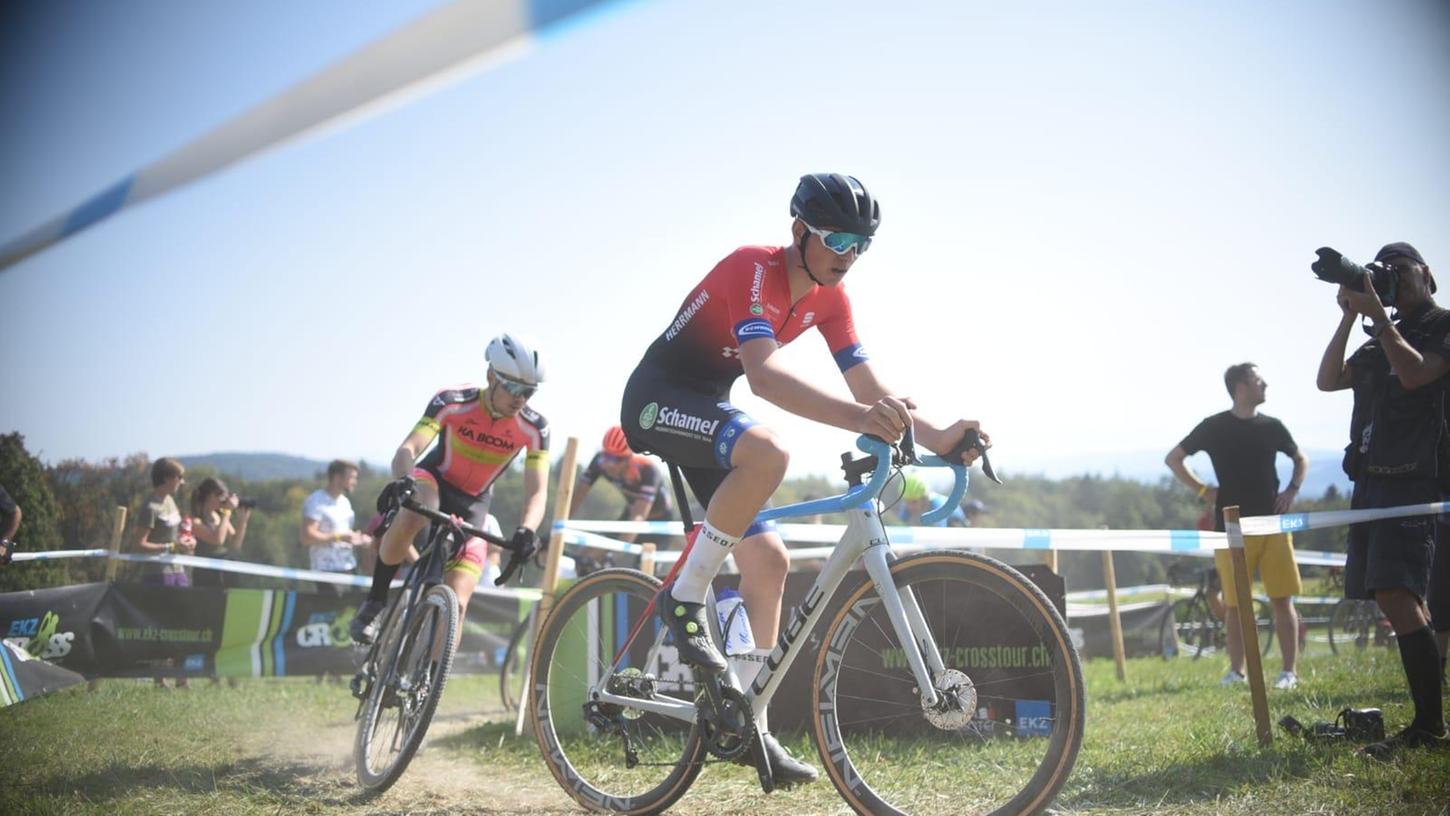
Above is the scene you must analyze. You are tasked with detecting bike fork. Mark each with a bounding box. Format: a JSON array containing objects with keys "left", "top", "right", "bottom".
[{"left": 862, "top": 545, "right": 942, "bottom": 707}]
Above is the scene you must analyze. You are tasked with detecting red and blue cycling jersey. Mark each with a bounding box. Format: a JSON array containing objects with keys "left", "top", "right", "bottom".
[{"left": 639, "top": 245, "right": 867, "bottom": 386}]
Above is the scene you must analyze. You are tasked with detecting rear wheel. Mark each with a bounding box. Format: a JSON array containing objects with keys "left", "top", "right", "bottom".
[
  {"left": 1162, "top": 596, "right": 1219, "bottom": 659},
  {"left": 355, "top": 584, "right": 459, "bottom": 794},
  {"left": 813, "top": 551, "right": 1085, "bottom": 815},
  {"left": 530, "top": 568, "right": 705, "bottom": 814}
]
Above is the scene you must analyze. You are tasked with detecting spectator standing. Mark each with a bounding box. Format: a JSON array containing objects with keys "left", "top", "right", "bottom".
[
  {"left": 132, "top": 457, "right": 192, "bottom": 689},
  {"left": 190, "top": 477, "right": 251, "bottom": 588},
  {"left": 0, "top": 483, "right": 20, "bottom": 565},
  {"left": 300, "top": 460, "right": 373, "bottom": 588},
  {"left": 1317, "top": 241, "right": 1450, "bottom": 758},
  {"left": 1166, "top": 363, "right": 1309, "bottom": 690}
]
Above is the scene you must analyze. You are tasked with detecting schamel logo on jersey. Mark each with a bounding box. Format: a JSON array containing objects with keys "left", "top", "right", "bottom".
[{"left": 643, "top": 405, "right": 719, "bottom": 438}]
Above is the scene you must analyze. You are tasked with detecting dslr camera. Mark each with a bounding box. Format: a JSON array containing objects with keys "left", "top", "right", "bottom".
[
  {"left": 1312, "top": 247, "right": 1400, "bottom": 306},
  {"left": 237, "top": 498, "right": 258, "bottom": 510}
]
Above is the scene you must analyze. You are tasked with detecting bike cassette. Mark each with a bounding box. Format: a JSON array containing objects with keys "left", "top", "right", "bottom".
[
  {"left": 923, "top": 669, "right": 976, "bottom": 731},
  {"left": 602, "top": 668, "right": 656, "bottom": 721},
  {"left": 699, "top": 684, "right": 754, "bottom": 760}
]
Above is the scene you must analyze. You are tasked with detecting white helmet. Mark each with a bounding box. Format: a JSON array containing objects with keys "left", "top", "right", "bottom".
[{"left": 486, "top": 333, "right": 546, "bottom": 386}]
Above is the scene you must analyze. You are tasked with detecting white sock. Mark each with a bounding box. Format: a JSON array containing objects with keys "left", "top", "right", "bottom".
[
  {"left": 729, "top": 648, "right": 772, "bottom": 731},
  {"left": 672, "top": 522, "right": 739, "bottom": 603}
]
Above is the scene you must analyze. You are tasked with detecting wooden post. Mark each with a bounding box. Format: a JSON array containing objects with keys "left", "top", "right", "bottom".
[
  {"left": 1224, "top": 505, "right": 1272, "bottom": 745},
  {"left": 103, "top": 506, "right": 127, "bottom": 582},
  {"left": 516, "top": 435, "right": 579, "bottom": 737},
  {"left": 1101, "top": 549, "right": 1127, "bottom": 682},
  {"left": 1044, "top": 548, "right": 1059, "bottom": 574},
  {"left": 639, "top": 542, "right": 657, "bottom": 577}
]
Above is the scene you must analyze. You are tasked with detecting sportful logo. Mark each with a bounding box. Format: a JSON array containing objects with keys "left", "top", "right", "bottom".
[
  {"left": 664, "top": 290, "right": 710, "bottom": 341},
  {"left": 801, "top": 311, "right": 815, "bottom": 327},
  {"left": 639, "top": 403, "right": 660, "bottom": 430}
]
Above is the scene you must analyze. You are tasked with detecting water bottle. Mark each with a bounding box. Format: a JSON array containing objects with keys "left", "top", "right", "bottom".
[{"left": 715, "top": 587, "right": 756, "bottom": 657}]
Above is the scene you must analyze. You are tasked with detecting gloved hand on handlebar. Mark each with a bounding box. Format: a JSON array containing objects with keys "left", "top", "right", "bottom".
[
  {"left": 509, "top": 526, "right": 539, "bottom": 561},
  {"left": 375, "top": 474, "right": 416, "bottom": 515}
]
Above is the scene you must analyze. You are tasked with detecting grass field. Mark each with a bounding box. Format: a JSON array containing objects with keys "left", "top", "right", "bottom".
[{"left": 2, "top": 647, "right": 1446, "bottom": 815}]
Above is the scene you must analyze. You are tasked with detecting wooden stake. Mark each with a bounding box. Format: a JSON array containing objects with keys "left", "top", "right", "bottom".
[
  {"left": 1101, "top": 549, "right": 1127, "bottom": 682},
  {"left": 103, "top": 505, "right": 127, "bottom": 582},
  {"left": 516, "top": 435, "right": 579, "bottom": 737},
  {"left": 639, "top": 542, "right": 657, "bottom": 577},
  {"left": 1224, "top": 505, "right": 1272, "bottom": 745}
]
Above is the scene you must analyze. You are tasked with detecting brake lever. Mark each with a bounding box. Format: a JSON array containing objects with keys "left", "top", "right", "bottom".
[
  {"left": 495, "top": 538, "right": 539, "bottom": 586},
  {"left": 948, "top": 428, "right": 1002, "bottom": 485}
]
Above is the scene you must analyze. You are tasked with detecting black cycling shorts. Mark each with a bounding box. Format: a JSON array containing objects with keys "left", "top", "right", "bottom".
[
  {"left": 1345, "top": 478, "right": 1438, "bottom": 601},
  {"left": 620, "top": 363, "right": 773, "bottom": 536}
]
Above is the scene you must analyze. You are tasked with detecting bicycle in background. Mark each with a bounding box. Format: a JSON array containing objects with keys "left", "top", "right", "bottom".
[
  {"left": 528, "top": 433, "right": 1084, "bottom": 815},
  {"left": 1159, "top": 561, "right": 1274, "bottom": 659}
]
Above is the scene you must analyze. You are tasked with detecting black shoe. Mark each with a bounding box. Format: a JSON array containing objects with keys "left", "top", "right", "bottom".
[
  {"left": 657, "top": 585, "right": 726, "bottom": 673},
  {"left": 739, "top": 732, "right": 819, "bottom": 786},
  {"left": 1358, "top": 724, "right": 1449, "bottom": 761},
  {"left": 349, "top": 600, "right": 386, "bottom": 646}
]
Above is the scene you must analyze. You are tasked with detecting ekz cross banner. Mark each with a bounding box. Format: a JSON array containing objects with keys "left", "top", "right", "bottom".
[{"left": 0, "top": 582, "right": 531, "bottom": 689}]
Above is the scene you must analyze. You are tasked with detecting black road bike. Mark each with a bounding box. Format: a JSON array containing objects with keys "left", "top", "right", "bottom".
[{"left": 350, "top": 486, "right": 534, "bottom": 794}]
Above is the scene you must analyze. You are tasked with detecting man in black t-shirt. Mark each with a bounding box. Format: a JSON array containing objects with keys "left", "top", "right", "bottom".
[{"left": 1167, "top": 363, "right": 1310, "bottom": 690}]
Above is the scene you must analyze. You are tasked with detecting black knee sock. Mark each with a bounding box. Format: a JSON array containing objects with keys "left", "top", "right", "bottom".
[
  {"left": 1396, "top": 626, "right": 1444, "bottom": 733},
  {"left": 367, "top": 560, "right": 400, "bottom": 605}
]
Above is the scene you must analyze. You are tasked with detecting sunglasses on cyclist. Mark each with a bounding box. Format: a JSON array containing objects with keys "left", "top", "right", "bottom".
[
  {"left": 803, "top": 223, "right": 871, "bottom": 256},
  {"left": 494, "top": 375, "right": 538, "bottom": 399}
]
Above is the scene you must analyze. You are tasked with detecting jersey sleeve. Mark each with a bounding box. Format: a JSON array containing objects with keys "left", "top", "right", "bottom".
[
  {"left": 523, "top": 409, "right": 551, "bottom": 473},
  {"left": 723, "top": 249, "right": 777, "bottom": 346},
  {"left": 415, "top": 387, "right": 471, "bottom": 438},
  {"left": 578, "top": 453, "right": 604, "bottom": 486},
  {"left": 1272, "top": 418, "right": 1300, "bottom": 457},
  {"left": 816, "top": 285, "right": 868, "bottom": 372},
  {"left": 1178, "top": 418, "right": 1212, "bottom": 455}
]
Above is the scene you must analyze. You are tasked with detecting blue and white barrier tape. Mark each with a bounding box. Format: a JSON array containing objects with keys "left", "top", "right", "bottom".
[
  {"left": 1238, "top": 500, "right": 1448, "bottom": 537},
  {"left": 9, "top": 550, "right": 539, "bottom": 601}
]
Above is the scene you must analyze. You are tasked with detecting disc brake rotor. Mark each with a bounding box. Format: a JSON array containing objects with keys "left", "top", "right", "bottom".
[{"left": 924, "top": 668, "right": 976, "bottom": 731}]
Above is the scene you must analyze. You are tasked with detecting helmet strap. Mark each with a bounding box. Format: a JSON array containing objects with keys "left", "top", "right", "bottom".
[{"left": 798, "top": 231, "right": 824, "bottom": 286}]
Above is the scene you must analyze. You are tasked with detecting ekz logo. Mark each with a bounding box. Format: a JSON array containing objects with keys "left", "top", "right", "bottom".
[{"left": 5, "top": 610, "right": 75, "bottom": 660}]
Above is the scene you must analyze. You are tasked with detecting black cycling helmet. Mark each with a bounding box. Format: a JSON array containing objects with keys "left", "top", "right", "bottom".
[{"left": 790, "top": 173, "right": 881, "bottom": 236}]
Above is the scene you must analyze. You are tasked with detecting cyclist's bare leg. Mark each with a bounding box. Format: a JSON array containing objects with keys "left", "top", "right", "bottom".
[
  {"left": 444, "top": 561, "right": 480, "bottom": 651},
  {"left": 1222, "top": 605, "right": 1246, "bottom": 675},
  {"left": 732, "top": 530, "right": 788, "bottom": 647},
  {"left": 672, "top": 426, "right": 787, "bottom": 604},
  {"left": 1270, "top": 596, "right": 1298, "bottom": 673}
]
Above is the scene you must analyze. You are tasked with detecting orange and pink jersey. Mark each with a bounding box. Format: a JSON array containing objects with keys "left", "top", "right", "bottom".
[{"left": 413, "top": 385, "right": 550, "bottom": 497}]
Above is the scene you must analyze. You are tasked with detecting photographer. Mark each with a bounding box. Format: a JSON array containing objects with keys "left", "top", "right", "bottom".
[
  {"left": 190, "top": 476, "right": 252, "bottom": 588},
  {"left": 1316, "top": 241, "right": 1450, "bottom": 759}
]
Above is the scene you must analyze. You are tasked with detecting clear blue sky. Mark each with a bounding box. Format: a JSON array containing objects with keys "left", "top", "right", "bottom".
[{"left": 2, "top": 0, "right": 1448, "bottom": 481}]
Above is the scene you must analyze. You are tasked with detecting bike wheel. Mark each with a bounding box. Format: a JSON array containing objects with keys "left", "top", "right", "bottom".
[
  {"left": 355, "top": 583, "right": 460, "bottom": 793},
  {"left": 1329, "top": 598, "right": 1374, "bottom": 655},
  {"left": 530, "top": 568, "right": 705, "bottom": 815},
  {"left": 1252, "top": 598, "right": 1275, "bottom": 656},
  {"left": 1160, "top": 597, "right": 1212, "bottom": 659},
  {"left": 813, "top": 551, "right": 1085, "bottom": 816},
  {"left": 499, "top": 614, "right": 531, "bottom": 713}
]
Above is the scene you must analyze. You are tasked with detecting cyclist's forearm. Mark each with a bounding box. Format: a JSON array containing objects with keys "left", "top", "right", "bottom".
[{"left": 746, "top": 364, "right": 867, "bottom": 432}]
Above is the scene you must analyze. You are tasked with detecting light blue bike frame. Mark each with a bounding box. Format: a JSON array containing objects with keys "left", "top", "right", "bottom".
[{"left": 588, "top": 436, "right": 970, "bottom": 724}]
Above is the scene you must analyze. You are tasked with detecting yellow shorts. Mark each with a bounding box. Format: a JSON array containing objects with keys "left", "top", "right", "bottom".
[{"left": 1214, "top": 532, "right": 1301, "bottom": 606}]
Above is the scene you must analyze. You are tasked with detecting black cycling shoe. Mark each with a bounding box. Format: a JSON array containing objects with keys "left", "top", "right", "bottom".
[
  {"left": 656, "top": 585, "right": 726, "bottom": 673},
  {"left": 348, "top": 600, "right": 386, "bottom": 646},
  {"left": 739, "top": 731, "right": 819, "bottom": 786}
]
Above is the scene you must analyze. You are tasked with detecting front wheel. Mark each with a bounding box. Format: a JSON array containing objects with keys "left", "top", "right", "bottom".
[
  {"left": 813, "top": 551, "right": 1085, "bottom": 816},
  {"left": 355, "top": 583, "right": 459, "bottom": 794}
]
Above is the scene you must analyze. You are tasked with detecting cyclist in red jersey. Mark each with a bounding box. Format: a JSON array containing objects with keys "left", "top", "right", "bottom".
[
  {"left": 571, "top": 426, "right": 674, "bottom": 542},
  {"left": 619, "top": 173, "right": 988, "bottom": 783},
  {"left": 350, "top": 333, "right": 550, "bottom": 645}
]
